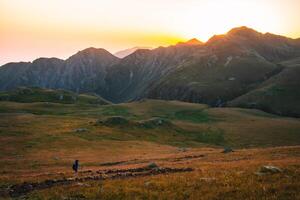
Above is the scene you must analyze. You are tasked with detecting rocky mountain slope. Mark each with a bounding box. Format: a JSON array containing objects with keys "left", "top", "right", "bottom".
[
  {"left": 103, "top": 44, "right": 202, "bottom": 102},
  {"left": 0, "top": 48, "right": 120, "bottom": 93},
  {"left": 0, "top": 27, "right": 300, "bottom": 116},
  {"left": 147, "top": 27, "right": 300, "bottom": 105}
]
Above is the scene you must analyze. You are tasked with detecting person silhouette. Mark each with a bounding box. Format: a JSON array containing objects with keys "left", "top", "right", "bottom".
[{"left": 72, "top": 160, "right": 79, "bottom": 173}]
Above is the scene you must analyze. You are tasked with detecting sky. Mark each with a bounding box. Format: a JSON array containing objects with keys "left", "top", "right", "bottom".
[{"left": 0, "top": 0, "right": 300, "bottom": 65}]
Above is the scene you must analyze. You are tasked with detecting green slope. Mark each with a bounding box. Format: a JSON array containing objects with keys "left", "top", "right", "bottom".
[
  {"left": 147, "top": 51, "right": 282, "bottom": 106},
  {"left": 229, "top": 58, "right": 300, "bottom": 117},
  {"left": 0, "top": 87, "right": 111, "bottom": 105},
  {"left": 0, "top": 99, "right": 299, "bottom": 148}
]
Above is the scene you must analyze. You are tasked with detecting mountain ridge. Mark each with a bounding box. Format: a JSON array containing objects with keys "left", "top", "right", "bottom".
[
  {"left": 1, "top": 26, "right": 300, "bottom": 117},
  {"left": 1, "top": 27, "right": 299, "bottom": 66}
]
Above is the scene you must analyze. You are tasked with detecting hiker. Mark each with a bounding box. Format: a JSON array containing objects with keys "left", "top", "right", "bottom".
[{"left": 72, "top": 160, "right": 79, "bottom": 173}]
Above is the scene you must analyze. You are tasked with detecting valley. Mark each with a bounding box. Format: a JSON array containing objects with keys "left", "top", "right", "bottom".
[{"left": 0, "top": 26, "right": 300, "bottom": 199}]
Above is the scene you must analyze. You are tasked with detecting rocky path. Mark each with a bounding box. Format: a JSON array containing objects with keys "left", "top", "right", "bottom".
[{"left": 0, "top": 165, "right": 193, "bottom": 198}]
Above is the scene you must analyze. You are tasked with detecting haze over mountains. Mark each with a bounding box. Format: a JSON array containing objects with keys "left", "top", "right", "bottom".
[
  {"left": 114, "top": 47, "right": 152, "bottom": 58},
  {"left": 1, "top": 26, "right": 300, "bottom": 117}
]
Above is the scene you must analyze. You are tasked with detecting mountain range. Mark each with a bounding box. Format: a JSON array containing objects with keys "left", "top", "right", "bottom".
[{"left": 1, "top": 26, "right": 300, "bottom": 117}]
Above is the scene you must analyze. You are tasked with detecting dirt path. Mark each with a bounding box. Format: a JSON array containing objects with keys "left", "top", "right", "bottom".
[{"left": 1, "top": 166, "right": 193, "bottom": 198}]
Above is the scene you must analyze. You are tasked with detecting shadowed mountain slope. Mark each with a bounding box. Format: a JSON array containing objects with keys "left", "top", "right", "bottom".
[
  {"left": 147, "top": 27, "right": 300, "bottom": 107},
  {"left": 103, "top": 44, "right": 202, "bottom": 102},
  {"left": 0, "top": 48, "right": 120, "bottom": 93},
  {"left": 228, "top": 57, "right": 300, "bottom": 117},
  {"left": 0, "top": 27, "right": 300, "bottom": 116}
]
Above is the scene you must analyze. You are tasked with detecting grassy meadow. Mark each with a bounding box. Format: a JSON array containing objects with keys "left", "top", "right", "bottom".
[{"left": 0, "top": 98, "right": 300, "bottom": 199}]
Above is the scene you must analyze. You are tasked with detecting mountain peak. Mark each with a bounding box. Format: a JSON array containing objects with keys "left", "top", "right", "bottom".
[
  {"left": 77, "top": 47, "right": 113, "bottom": 56},
  {"left": 206, "top": 26, "right": 264, "bottom": 46},
  {"left": 114, "top": 47, "right": 152, "bottom": 58},
  {"left": 186, "top": 38, "right": 203, "bottom": 45},
  {"left": 206, "top": 34, "right": 227, "bottom": 45},
  {"left": 121, "top": 49, "right": 151, "bottom": 62},
  {"left": 68, "top": 47, "right": 119, "bottom": 62},
  {"left": 177, "top": 38, "right": 203, "bottom": 46},
  {"left": 227, "top": 26, "right": 261, "bottom": 37}
]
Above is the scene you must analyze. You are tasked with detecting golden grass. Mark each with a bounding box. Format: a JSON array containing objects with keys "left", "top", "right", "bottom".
[
  {"left": 20, "top": 146, "right": 300, "bottom": 200},
  {"left": 0, "top": 100, "right": 300, "bottom": 199}
]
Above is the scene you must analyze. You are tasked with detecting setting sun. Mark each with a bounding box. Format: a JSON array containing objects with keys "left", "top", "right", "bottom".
[{"left": 0, "top": 0, "right": 300, "bottom": 65}]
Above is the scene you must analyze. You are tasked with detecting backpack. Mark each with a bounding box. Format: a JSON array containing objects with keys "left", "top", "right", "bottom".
[{"left": 72, "top": 163, "right": 77, "bottom": 171}]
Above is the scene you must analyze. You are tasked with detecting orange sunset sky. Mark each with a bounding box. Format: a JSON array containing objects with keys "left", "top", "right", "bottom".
[{"left": 1, "top": 0, "right": 300, "bottom": 65}]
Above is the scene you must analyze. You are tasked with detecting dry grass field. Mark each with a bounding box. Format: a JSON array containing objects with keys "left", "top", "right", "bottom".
[{"left": 0, "top": 99, "right": 300, "bottom": 199}]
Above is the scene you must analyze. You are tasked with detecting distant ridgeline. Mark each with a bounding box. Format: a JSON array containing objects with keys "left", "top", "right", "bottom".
[{"left": 0, "top": 27, "right": 300, "bottom": 117}]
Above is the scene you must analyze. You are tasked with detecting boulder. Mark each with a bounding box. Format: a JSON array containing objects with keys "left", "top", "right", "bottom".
[
  {"left": 138, "top": 118, "right": 172, "bottom": 128},
  {"left": 258, "top": 165, "right": 282, "bottom": 174},
  {"left": 74, "top": 128, "right": 88, "bottom": 133},
  {"left": 222, "top": 147, "right": 234, "bottom": 153},
  {"left": 147, "top": 162, "right": 159, "bottom": 169}
]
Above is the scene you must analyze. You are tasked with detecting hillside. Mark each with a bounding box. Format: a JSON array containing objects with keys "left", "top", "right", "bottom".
[
  {"left": 146, "top": 27, "right": 300, "bottom": 107},
  {"left": 228, "top": 57, "right": 300, "bottom": 117},
  {"left": 146, "top": 46, "right": 282, "bottom": 106},
  {"left": 103, "top": 45, "right": 201, "bottom": 102},
  {"left": 0, "top": 87, "right": 110, "bottom": 105},
  {"left": 0, "top": 99, "right": 299, "bottom": 148}
]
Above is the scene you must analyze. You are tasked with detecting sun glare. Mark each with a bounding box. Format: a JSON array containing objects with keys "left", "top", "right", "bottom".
[
  {"left": 167, "top": 0, "right": 285, "bottom": 41},
  {"left": 0, "top": 0, "right": 299, "bottom": 64}
]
